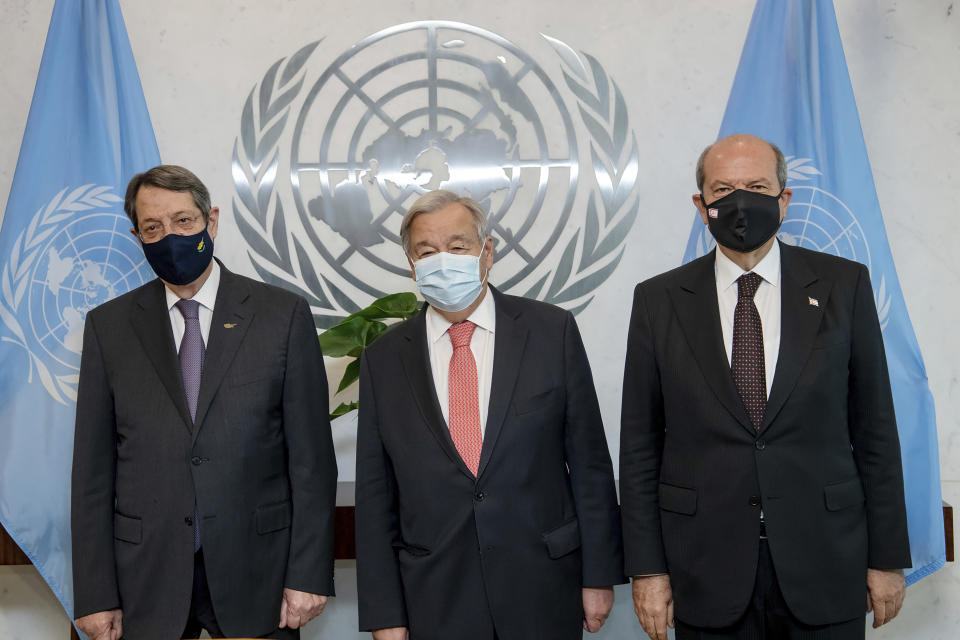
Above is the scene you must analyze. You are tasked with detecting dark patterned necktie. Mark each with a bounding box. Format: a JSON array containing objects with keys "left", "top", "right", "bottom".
[
  {"left": 732, "top": 273, "right": 766, "bottom": 429},
  {"left": 175, "top": 298, "right": 205, "bottom": 551}
]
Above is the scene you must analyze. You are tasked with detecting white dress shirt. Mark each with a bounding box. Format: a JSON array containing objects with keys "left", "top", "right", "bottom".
[
  {"left": 715, "top": 242, "right": 781, "bottom": 398},
  {"left": 425, "top": 289, "right": 496, "bottom": 436},
  {"left": 165, "top": 260, "right": 221, "bottom": 352}
]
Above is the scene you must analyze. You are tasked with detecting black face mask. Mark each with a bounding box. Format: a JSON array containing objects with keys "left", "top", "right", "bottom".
[
  {"left": 703, "top": 189, "right": 784, "bottom": 252},
  {"left": 141, "top": 228, "right": 214, "bottom": 286}
]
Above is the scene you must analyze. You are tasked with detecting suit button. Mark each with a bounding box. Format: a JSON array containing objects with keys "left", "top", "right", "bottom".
[
  {"left": 191, "top": 456, "right": 202, "bottom": 465},
  {"left": 185, "top": 517, "right": 193, "bottom": 526},
  {"left": 755, "top": 440, "right": 766, "bottom": 450},
  {"left": 749, "top": 496, "right": 761, "bottom": 507},
  {"left": 475, "top": 492, "right": 485, "bottom": 501}
]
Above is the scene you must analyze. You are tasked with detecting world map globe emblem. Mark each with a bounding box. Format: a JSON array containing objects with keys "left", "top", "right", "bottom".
[
  {"left": 288, "top": 21, "right": 579, "bottom": 299},
  {"left": 235, "top": 23, "right": 638, "bottom": 323},
  {"left": 27, "top": 212, "right": 153, "bottom": 371},
  {"left": 778, "top": 186, "right": 871, "bottom": 268}
]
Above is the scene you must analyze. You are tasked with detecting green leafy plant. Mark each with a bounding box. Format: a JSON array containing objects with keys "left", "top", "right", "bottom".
[{"left": 318, "top": 292, "right": 421, "bottom": 419}]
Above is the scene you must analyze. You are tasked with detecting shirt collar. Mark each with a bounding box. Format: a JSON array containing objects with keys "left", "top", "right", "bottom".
[
  {"left": 715, "top": 240, "right": 781, "bottom": 292},
  {"left": 165, "top": 259, "right": 221, "bottom": 312},
  {"left": 425, "top": 286, "right": 497, "bottom": 346}
]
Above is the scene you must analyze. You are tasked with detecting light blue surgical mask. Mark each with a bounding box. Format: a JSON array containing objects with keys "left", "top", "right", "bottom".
[{"left": 413, "top": 249, "right": 488, "bottom": 312}]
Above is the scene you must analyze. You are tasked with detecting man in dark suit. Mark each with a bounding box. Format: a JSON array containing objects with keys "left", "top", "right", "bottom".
[
  {"left": 355, "top": 190, "right": 625, "bottom": 640},
  {"left": 71, "top": 165, "right": 337, "bottom": 640},
  {"left": 620, "top": 134, "right": 911, "bottom": 640}
]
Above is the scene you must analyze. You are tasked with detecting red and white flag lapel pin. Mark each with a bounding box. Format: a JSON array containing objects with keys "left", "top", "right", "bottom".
[{"left": 808, "top": 296, "right": 820, "bottom": 308}]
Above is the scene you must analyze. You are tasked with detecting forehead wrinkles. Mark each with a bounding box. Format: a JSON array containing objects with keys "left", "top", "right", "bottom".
[
  {"left": 706, "top": 142, "right": 777, "bottom": 181},
  {"left": 410, "top": 211, "right": 480, "bottom": 239}
]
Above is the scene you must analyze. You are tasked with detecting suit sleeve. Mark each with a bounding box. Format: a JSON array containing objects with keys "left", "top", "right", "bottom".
[
  {"left": 560, "top": 311, "right": 626, "bottom": 587},
  {"left": 282, "top": 296, "right": 338, "bottom": 595},
  {"left": 355, "top": 351, "right": 408, "bottom": 630},
  {"left": 847, "top": 264, "right": 911, "bottom": 569},
  {"left": 619, "top": 283, "right": 668, "bottom": 577},
  {"left": 71, "top": 311, "right": 121, "bottom": 618}
]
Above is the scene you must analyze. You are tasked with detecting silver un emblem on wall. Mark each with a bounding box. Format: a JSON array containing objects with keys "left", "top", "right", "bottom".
[{"left": 233, "top": 21, "right": 640, "bottom": 327}]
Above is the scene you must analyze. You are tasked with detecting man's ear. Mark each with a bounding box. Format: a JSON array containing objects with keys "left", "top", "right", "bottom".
[
  {"left": 693, "top": 193, "right": 709, "bottom": 226},
  {"left": 207, "top": 206, "right": 220, "bottom": 240},
  {"left": 408, "top": 254, "right": 417, "bottom": 281},
  {"left": 778, "top": 188, "right": 792, "bottom": 222},
  {"left": 481, "top": 236, "right": 494, "bottom": 272},
  {"left": 130, "top": 227, "right": 142, "bottom": 244}
]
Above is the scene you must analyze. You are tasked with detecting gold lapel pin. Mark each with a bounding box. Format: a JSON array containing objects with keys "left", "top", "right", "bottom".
[
  {"left": 223, "top": 323, "right": 237, "bottom": 328},
  {"left": 808, "top": 297, "right": 819, "bottom": 308}
]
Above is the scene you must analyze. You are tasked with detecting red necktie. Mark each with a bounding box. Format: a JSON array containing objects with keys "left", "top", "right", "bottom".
[
  {"left": 732, "top": 273, "right": 766, "bottom": 429},
  {"left": 447, "top": 321, "right": 482, "bottom": 476}
]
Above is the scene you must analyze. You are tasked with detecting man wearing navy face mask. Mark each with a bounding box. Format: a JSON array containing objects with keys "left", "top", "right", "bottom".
[
  {"left": 620, "top": 134, "right": 910, "bottom": 640},
  {"left": 71, "top": 165, "right": 337, "bottom": 640},
  {"left": 355, "top": 190, "right": 625, "bottom": 640}
]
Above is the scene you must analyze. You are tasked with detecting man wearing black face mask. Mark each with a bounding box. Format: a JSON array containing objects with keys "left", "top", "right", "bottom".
[
  {"left": 620, "top": 135, "right": 910, "bottom": 640},
  {"left": 71, "top": 165, "right": 337, "bottom": 640}
]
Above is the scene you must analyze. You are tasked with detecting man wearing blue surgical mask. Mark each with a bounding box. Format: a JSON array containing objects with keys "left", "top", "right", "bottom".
[
  {"left": 355, "top": 190, "right": 626, "bottom": 640},
  {"left": 71, "top": 165, "right": 337, "bottom": 640}
]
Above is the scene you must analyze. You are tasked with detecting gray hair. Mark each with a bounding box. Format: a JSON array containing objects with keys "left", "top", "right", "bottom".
[
  {"left": 124, "top": 165, "right": 212, "bottom": 231},
  {"left": 695, "top": 138, "right": 787, "bottom": 192},
  {"left": 400, "top": 190, "right": 488, "bottom": 255}
]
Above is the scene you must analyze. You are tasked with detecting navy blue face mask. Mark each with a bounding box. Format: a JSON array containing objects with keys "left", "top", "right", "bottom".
[{"left": 141, "top": 228, "right": 214, "bottom": 286}]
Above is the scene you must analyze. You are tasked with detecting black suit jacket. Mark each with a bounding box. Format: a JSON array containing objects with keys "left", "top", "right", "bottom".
[
  {"left": 71, "top": 262, "right": 337, "bottom": 640},
  {"left": 620, "top": 242, "right": 910, "bottom": 627},
  {"left": 355, "top": 287, "right": 625, "bottom": 640}
]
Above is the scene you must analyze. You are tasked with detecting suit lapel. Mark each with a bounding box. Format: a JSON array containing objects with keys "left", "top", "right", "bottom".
[
  {"left": 130, "top": 279, "right": 193, "bottom": 433},
  {"left": 192, "top": 266, "right": 254, "bottom": 441},
  {"left": 669, "top": 253, "right": 754, "bottom": 435},
  {"left": 399, "top": 309, "right": 476, "bottom": 480},
  {"left": 477, "top": 289, "right": 526, "bottom": 479},
  {"left": 760, "top": 244, "right": 831, "bottom": 434}
]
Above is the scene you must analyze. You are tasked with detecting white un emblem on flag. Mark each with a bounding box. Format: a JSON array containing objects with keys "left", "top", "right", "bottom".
[
  {"left": 692, "top": 156, "right": 890, "bottom": 328},
  {"left": 0, "top": 185, "right": 154, "bottom": 404}
]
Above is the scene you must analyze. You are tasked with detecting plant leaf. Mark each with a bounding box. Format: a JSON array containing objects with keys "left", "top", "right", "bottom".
[
  {"left": 336, "top": 357, "right": 361, "bottom": 394},
  {"left": 318, "top": 315, "right": 368, "bottom": 357},
  {"left": 330, "top": 401, "right": 358, "bottom": 419},
  {"left": 356, "top": 292, "right": 420, "bottom": 320},
  {"left": 362, "top": 320, "right": 389, "bottom": 346}
]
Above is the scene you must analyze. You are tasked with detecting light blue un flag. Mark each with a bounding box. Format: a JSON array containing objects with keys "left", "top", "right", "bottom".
[
  {"left": 683, "top": 0, "right": 944, "bottom": 584},
  {"left": 0, "top": 0, "right": 160, "bottom": 620}
]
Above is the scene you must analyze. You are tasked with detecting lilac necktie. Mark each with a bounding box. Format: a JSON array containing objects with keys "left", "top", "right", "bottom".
[{"left": 175, "top": 298, "right": 204, "bottom": 551}]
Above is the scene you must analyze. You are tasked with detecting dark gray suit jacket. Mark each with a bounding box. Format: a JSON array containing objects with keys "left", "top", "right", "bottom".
[
  {"left": 356, "top": 287, "right": 625, "bottom": 640},
  {"left": 620, "top": 242, "right": 910, "bottom": 627},
  {"left": 71, "top": 262, "right": 337, "bottom": 640}
]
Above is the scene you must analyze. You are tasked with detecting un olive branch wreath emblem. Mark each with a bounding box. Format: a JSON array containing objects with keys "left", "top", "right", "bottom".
[
  {"left": 231, "top": 39, "right": 359, "bottom": 330},
  {"left": 233, "top": 32, "right": 638, "bottom": 321},
  {"left": 0, "top": 185, "right": 122, "bottom": 404},
  {"left": 534, "top": 35, "right": 640, "bottom": 314}
]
